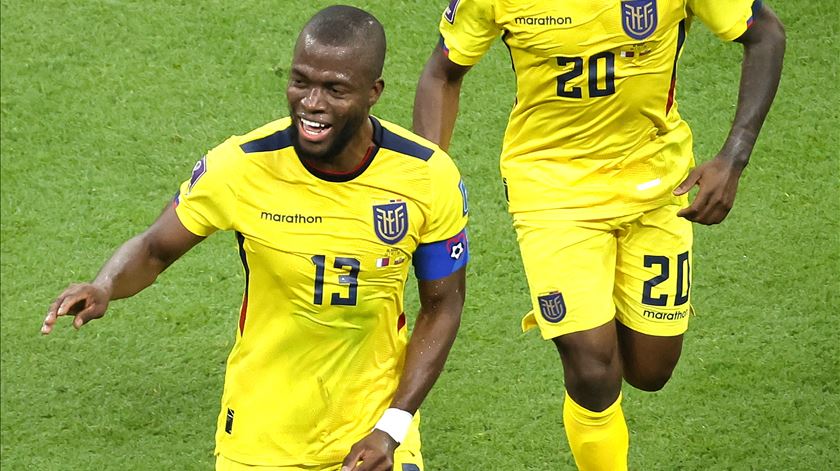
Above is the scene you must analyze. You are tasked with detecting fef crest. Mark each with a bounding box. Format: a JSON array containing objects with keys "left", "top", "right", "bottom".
[
  {"left": 538, "top": 291, "right": 567, "bottom": 323},
  {"left": 621, "top": 0, "right": 658, "bottom": 40},
  {"left": 373, "top": 201, "right": 408, "bottom": 245}
]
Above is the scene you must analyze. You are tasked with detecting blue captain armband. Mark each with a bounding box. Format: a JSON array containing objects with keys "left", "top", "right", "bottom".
[{"left": 413, "top": 229, "right": 469, "bottom": 281}]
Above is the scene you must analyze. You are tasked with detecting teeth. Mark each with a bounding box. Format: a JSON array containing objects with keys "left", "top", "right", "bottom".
[{"left": 301, "top": 118, "right": 326, "bottom": 129}]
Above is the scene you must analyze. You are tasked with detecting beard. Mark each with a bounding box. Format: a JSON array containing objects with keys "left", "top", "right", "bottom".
[{"left": 289, "top": 109, "right": 368, "bottom": 164}]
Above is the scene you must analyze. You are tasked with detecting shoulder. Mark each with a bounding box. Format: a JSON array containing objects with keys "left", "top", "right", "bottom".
[
  {"left": 232, "top": 117, "right": 295, "bottom": 154},
  {"left": 196, "top": 118, "right": 293, "bottom": 183},
  {"left": 373, "top": 117, "right": 456, "bottom": 171},
  {"left": 374, "top": 117, "right": 440, "bottom": 161}
]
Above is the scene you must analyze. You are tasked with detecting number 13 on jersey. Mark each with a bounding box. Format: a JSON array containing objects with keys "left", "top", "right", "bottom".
[{"left": 311, "top": 255, "right": 360, "bottom": 306}]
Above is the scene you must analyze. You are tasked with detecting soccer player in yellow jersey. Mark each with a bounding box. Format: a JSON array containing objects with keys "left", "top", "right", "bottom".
[
  {"left": 42, "top": 6, "right": 469, "bottom": 471},
  {"left": 414, "top": 0, "right": 784, "bottom": 469}
]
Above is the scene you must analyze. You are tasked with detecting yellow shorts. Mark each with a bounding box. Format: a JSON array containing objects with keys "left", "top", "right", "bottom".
[
  {"left": 215, "top": 443, "right": 423, "bottom": 471},
  {"left": 516, "top": 204, "right": 693, "bottom": 339}
]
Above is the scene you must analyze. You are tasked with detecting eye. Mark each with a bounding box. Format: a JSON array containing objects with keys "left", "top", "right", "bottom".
[
  {"left": 328, "top": 86, "right": 348, "bottom": 97},
  {"left": 289, "top": 77, "right": 306, "bottom": 88}
]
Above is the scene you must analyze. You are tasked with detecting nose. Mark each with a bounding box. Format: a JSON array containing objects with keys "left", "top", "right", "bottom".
[{"left": 301, "top": 87, "right": 325, "bottom": 111}]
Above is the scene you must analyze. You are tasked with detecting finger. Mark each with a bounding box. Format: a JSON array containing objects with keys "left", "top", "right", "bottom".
[
  {"left": 42, "top": 295, "right": 70, "bottom": 334},
  {"left": 676, "top": 202, "right": 698, "bottom": 220},
  {"left": 72, "top": 301, "right": 103, "bottom": 330},
  {"left": 341, "top": 449, "right": 364, "bottom": 471},
  {"left": 41, "top": 310, "right": 58, "bottom": 335},
  {"left": 673, "top": 170, "right": 701, "bottom": 196},
  {"left": 353, "top": 456, "right": 384, "bottom": 471},
  {"left": 694, "top": 191, "right": 732, "bottom": 225}
]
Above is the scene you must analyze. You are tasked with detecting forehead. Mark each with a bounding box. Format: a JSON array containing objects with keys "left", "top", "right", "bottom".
[{"left": 291, "top": 36, "right": 370, "bottom": 83}]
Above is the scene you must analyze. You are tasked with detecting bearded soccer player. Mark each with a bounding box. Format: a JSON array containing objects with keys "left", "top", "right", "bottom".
[
  {"left": 414, "top": 0, "right": 783, "bottom": 469},
  {"left": 42, "top": 6, "right": 469, "bottom": 471}
]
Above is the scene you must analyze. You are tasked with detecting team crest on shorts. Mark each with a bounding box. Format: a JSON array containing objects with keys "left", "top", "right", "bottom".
[
  {"left": 373, "top": 200, "right": 408, "bottom": 244},
  {"left": 538, "top": 291, "right": 567, "bottom": 323},
  {"left": 621, "top": 0, "right": 658, "bottom": 40}
]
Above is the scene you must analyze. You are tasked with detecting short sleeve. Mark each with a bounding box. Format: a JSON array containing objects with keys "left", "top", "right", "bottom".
[
  {"left": 687, "top": 0, "right": 761, "bottom": 41},
  {"left": 421, "top": 152, "right": 468, "bottom": 244},
  {"left": 439, "top": 0, "right": 501, "bottom": 66},
  {"left": 174, "top": 139, "right": 240, "bottom": 236},
  {"left": 412, "top": 151, "right": 469, "bottom": 281}
]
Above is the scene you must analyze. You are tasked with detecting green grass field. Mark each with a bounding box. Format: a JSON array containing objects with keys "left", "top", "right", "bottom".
[{"left": 2, "top": 1, "right": 838, "bottom": 469}]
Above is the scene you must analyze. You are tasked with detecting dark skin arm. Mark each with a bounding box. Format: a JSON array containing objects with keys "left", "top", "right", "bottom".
[
  {"left": 341, "top": 267, "right": 466, "bottom": 471},
  {"left": 41, "top": 204, "right": 204, "bottom": 334},
  {"left": 413, "top": 45, "right": 472, "bottom": 151},
  {"left": 674, "top": 4, "right": 786, "bottom": 224}
]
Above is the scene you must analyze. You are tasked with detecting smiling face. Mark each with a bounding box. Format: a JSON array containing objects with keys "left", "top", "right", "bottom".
[{"left": 287, "top": 33, "right": 384, "bottom": 167}]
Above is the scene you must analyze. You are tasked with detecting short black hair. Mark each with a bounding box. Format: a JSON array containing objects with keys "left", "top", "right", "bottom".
[{"left": 301, "top": 5, "right": 386, "bottom": 80}]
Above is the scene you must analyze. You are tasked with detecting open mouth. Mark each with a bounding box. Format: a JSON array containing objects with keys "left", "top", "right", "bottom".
[{"left": 299, "top": 117, "right": 332, "bottom": 142}]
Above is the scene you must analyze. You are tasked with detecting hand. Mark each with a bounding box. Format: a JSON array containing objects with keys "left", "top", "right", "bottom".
[
  {"left": 41, "top": 283, "right": 110, "bottom": 334},
  {"left": 673, "top": 156, "right": 744, "bottom": 225},
  {"left": 340, "top": 429, "right": 398, "bottom": 471}
]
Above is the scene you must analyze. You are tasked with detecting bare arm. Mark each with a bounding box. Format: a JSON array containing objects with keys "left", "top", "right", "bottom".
[
  {"left": 675, "top": 4, "right": 786, "bottom": 224},
  {"left": 41, "top": 203, "right": 204, "bottom": 333},
  {"left": 341, "top": 267, "right": 466, "bottom": 470},
  {"left": 413, "top": 45, "right": 472, "bottom": 151},
  {"left": 390, "top": 267, "right": 465, "bottom": 413}
]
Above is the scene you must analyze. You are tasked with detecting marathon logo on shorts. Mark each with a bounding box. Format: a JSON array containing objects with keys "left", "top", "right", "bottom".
[
  {"left": 444, "top": 0, "right": 461, "bottom": 24},
  {"left": 373, "top": 200, "right": 408, "bottom": 244},
  {"left": 621, "top": 0, "right": 658, "bottom": 40},
  {"left": 643, "top": 308, "right": 689, "bottom": 321},
  {"left": 538, "top": 291, "right": 566, "bottom": 323}
]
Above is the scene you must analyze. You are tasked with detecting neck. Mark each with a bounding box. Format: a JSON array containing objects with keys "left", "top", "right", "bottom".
[{"left": 302, "top": 117, "right": 374, "bottom": 174}]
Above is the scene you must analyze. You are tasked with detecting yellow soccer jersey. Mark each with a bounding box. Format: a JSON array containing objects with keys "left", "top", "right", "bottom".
[
  {"left": 174, "top": 116, "right": 469, "bottom": 465},
  {"left": 440, "top": 0, "right": 759, "bottom": 217}
]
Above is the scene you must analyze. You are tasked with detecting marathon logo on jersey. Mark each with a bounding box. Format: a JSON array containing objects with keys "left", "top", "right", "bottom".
[
  {"left": 373, "top": 200, "right": 408, "bottom": 244},
  {"left": 621, "top": 0, "right": 658, "bottom": 40},
  {"left": 538, "top": 291, "right": 566, "bottom": 323},
  {"left": 443, "top": 0, "right": 461, "bottom": 24},
  {"left": 187, "top": 155, "right": 207, "bottom": 194}
]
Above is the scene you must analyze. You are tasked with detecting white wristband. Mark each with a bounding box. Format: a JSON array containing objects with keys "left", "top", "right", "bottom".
[{"left": 373, "top": 408, "right": 414, "bottom": 444}]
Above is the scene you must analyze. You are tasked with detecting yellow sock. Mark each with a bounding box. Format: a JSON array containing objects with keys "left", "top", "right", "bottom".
[{"left": 563, "top": 392, "right": 629, "bottom": 471}]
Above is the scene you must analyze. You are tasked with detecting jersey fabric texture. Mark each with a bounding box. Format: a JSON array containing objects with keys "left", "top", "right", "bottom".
[
  {"left": 174, "top": 116, "right": 468, "bottom": 466},
  {"left": 440, "top": 0, "right": 759, "bottom": 218}
]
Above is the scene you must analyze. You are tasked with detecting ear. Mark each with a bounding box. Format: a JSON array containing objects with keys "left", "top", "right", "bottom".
[{"left": 368, "top": 78, "right": 385, "bottom": 107}]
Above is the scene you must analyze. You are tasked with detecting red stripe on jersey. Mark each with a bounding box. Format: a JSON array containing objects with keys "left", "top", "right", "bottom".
[
  {"left": 235, "top": 232, "right": 251, "bottom": 335},
  {"left": 397, "top": 312, "right": 406, "bottom": 331},
  {"left": 666, "top": 76, "right": 677, "bottom": 115},
  {"left": 238, "top": 294, "right": 248, "bottom": 334}
]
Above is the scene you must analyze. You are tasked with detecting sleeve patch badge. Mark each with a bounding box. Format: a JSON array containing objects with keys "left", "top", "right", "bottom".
[
  {"left": 446, "top": 231, "right": 467, "bottom": 260},
  {"left": 444, "top": 0, "right": 461, "bottom": 24},
  {"left": 459, "top": 179, "right": 469, "bottom": 216},
  {"left": 188, "top": 155, "right": 207, "bottom": 193}
]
